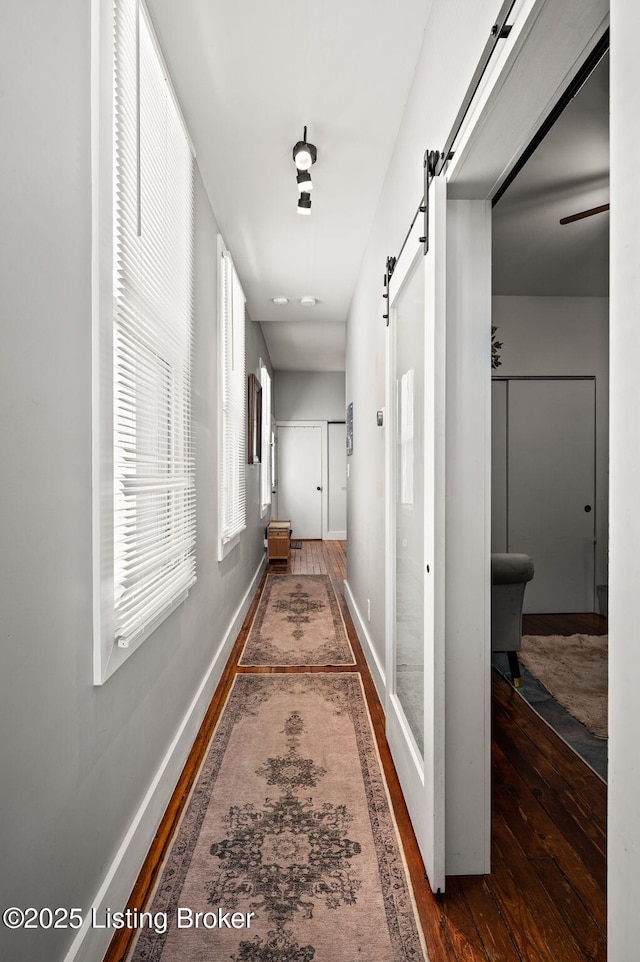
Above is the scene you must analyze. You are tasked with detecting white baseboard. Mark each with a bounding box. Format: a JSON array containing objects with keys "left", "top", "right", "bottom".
[
  {"left": 64, "top": 556, "right": 266, "bottom": 962},
  {"left": 343, "top": 579, "right": 386, "bottom": 701},
  {"left": 326, "top": 529, "right": 347, "bottom": 541}
]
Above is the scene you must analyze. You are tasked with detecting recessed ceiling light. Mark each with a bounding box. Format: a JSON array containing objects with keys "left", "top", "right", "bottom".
[
  {"left": 272, "top": 296, "right": 289, "bottom": 305},
  {"left": 300, "top": 296, "right": 317, "bottom": 307}
]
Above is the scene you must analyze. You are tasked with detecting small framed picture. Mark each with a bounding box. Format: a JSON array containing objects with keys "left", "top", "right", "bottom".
[{"left": 247, "top": 373, "right": 262, "bottom": 464}]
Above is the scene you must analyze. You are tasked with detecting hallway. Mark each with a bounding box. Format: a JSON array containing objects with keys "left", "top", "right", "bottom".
[{"left": 104, "top": 543, "right": 606, "bottom": 962}]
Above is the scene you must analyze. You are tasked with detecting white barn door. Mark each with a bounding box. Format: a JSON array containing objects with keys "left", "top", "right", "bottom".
[{"left": 385, "top": 177, "right": 446, "bottom": 893}]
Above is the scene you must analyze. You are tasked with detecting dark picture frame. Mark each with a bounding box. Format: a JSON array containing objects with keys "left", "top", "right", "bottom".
[{"left": 247, "top": 373, "right": 262, "bottom": 464}]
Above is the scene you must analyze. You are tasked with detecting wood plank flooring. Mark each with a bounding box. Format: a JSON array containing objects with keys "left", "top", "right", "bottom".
[
  {"left": 104, "top": 541, "right": 606, "bottom": 962},
  {"left": 522, "top": 612, "right": 608, "bottom": 636}
]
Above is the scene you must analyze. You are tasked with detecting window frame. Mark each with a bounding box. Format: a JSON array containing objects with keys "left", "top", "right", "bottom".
[
  {"left": 259, "top": 359, "right": 272, "bottom": 517},
  {"left": 217, "top": 235, "right": 247, "bottom": 560},
  {"left": 92, "top": 0, "right": 196, "bottom": 683}
]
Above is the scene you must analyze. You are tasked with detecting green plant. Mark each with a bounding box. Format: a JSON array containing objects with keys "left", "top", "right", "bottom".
[{"left": 492, "top": 325, "right": 503, "bottom": 369}]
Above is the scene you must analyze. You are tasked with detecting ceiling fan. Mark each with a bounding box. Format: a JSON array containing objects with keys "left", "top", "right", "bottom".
[{"left": 559, "top": 203, "right": 609, "bottom": 225}]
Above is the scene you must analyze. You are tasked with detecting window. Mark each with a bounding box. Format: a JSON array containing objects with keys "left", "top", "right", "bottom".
[
  {"left": 93, "top": 0, "right": 195, "bottom": 682},
  {"left": 218, "top": 241, "right": 246, "bottom": 559},
  {"left": 259, "top": 360, "right": 272, "bottom": 516}
]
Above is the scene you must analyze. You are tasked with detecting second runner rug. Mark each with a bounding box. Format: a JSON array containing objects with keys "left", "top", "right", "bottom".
[
  {"left": 130, "top": 673, "right": 428, "bottom": 961},
  {"left": 239, "top": 575, "right": 355, "bottom": 666}
]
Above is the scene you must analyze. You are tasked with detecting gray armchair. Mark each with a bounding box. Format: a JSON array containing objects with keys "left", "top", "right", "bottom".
[{"left": 491, "top": 553, "right": 535, "bottom": 687}]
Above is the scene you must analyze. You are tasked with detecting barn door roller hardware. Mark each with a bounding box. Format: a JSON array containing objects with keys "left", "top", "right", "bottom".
[
  {"left": 419, "top": 149, "right": 441, "bottom": 254},
  {"left": 383, "top": 0, "right": 518, "bottom": 321},
  {"left": 382, "top": 256, "right": 396, "bottom": 326}
]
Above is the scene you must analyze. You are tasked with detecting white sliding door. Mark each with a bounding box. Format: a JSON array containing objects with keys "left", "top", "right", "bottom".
[{"left": 385, "top": 177, "right": 446, "bottom": 893}]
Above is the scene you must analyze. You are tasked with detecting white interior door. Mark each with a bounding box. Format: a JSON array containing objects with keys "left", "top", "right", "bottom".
[
  {"left": 277, "top": 424, "right": 323, "bottom": 539},
  {"left": 385, "top": 177, "right": 446, "bottom": 893},
  {"left": 506, "top": 378, "right": 596, "bottom": 612}
]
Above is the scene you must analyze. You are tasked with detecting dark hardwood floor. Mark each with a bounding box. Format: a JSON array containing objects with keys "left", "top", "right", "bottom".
[
  {"left": 104, "top": 541, "right": 606, "bottom": 962},
  {"left": 522, "top": 611, "right": 608, "bottom": 636}
]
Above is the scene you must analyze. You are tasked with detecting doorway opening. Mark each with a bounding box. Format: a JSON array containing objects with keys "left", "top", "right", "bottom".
[
  {"left": 490, "top": 45, "right": 609, "bottom": 778},
  {"left": 275, "top": 420, "right": 347, "bottom": 542}
]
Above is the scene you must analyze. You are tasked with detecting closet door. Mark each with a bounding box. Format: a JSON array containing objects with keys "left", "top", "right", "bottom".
[
  {"left": 507, "top": 378, "right": 596, "bottom": 612},
  {"left": 385, "top": 178, "right": 446, "bottom": 893}
]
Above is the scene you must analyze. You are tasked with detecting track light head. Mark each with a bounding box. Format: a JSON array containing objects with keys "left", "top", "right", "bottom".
[
  {"left": 296, "top": 169, "right": 313, "bottom": 192},
  {"left": 292, "top": 126, "right": 317, "bottom": 170},
  {"left": 297, "top": 192, "right": 312, "bottom": 215}
]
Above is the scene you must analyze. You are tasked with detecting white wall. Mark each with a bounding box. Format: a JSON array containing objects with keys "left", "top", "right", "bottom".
[
  {"left": 0, "top": 5, "right": 271, "bottom": 960},
  {"left": 345, "top": 0, "right": 497, "bottom": 680},
  {"left": 274, "top": 370, "right": 346, "bottom": 421},
  {"left": 609, "top": 2, "right": 640, "bottom": 958},
  {"left": 345, "top": 0, "right": 500, "bottom": 876},
  {"left": 492, "top": 295, "right": 609, "bottom": 589}
]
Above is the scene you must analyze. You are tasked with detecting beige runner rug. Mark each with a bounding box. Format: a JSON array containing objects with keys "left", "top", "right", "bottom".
[
  {"left": 239, "top": 575, "right": 355, "bottom": 666},
  {"left": 130, "top": 674, "right": 428, "bottom": 961},
  {"left": 520, "top": 634, "right": 608, "bottom": 738}
]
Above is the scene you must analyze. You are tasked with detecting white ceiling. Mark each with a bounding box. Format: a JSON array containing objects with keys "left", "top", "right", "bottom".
[
  {"left": 492, "top": 53, "right": 609, "bottom": 296},
  {"left": 146, "top": 0, "right": 433, "bottom": 371}
]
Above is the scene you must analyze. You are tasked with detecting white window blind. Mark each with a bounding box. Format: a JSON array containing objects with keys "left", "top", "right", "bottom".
[
  {"left": 218, "top": 248, "right": 246, "bottom": 556},
  {"left": 260, "top": 362, "right": 272, "bottom": 514},
  {"left": 112, "top": 0, "right": 195, "bottom": 647}
]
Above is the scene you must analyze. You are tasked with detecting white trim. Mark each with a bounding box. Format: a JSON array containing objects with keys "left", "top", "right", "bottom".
[
  {"left": 344, "top": 579, "right": 386, "bottom": 700},
  {"left": 326, "top": 530, "right": 347, "bottom": 541},
  {"left": 92, "top": 0, "right": 114, "bottom": 686},
  {"left": 442, "top": 198, "right": 492, "bottom": 876},
  {"left": 445, "top": 0, "right": 541, "bottom": 183},
  {"left": 259, "top": 358, "right": 273, "bottom": 519},
  {"left": 218, "top": 532, "right": 241, "bottom": 562},
  {"left": 447, "top": 0, "right": 609, "bottom": 199},
  {"left": 62, "top": 556, "right": 265, "bottom": 962},
  {"left": 217, "top": 234, "right": 247, "bottom": 560}
]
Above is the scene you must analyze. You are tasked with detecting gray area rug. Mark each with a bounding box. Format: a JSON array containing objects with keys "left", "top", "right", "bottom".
[{"left": 520, "top": 634, "right": 607, "bottom": 738}]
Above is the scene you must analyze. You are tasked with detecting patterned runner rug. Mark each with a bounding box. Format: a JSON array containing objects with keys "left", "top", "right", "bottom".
[
  {"left": 239, "top": 575, "right": 355, "bottom": 666},
  {"left": 130, "top": 673, "right": 428, "bottom": 961}
]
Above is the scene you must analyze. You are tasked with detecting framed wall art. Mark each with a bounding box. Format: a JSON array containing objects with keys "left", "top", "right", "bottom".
[{"left": 247, "top": 373, "right": 262, "bottom": 464}]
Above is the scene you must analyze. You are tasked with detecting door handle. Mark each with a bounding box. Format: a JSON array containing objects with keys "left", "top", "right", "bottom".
[
  {"left": 316, "top": 486, "right": 322, "bottom": 491},
  {"left": 584, "top": 505, "right": 592, "bottom": 513}
]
